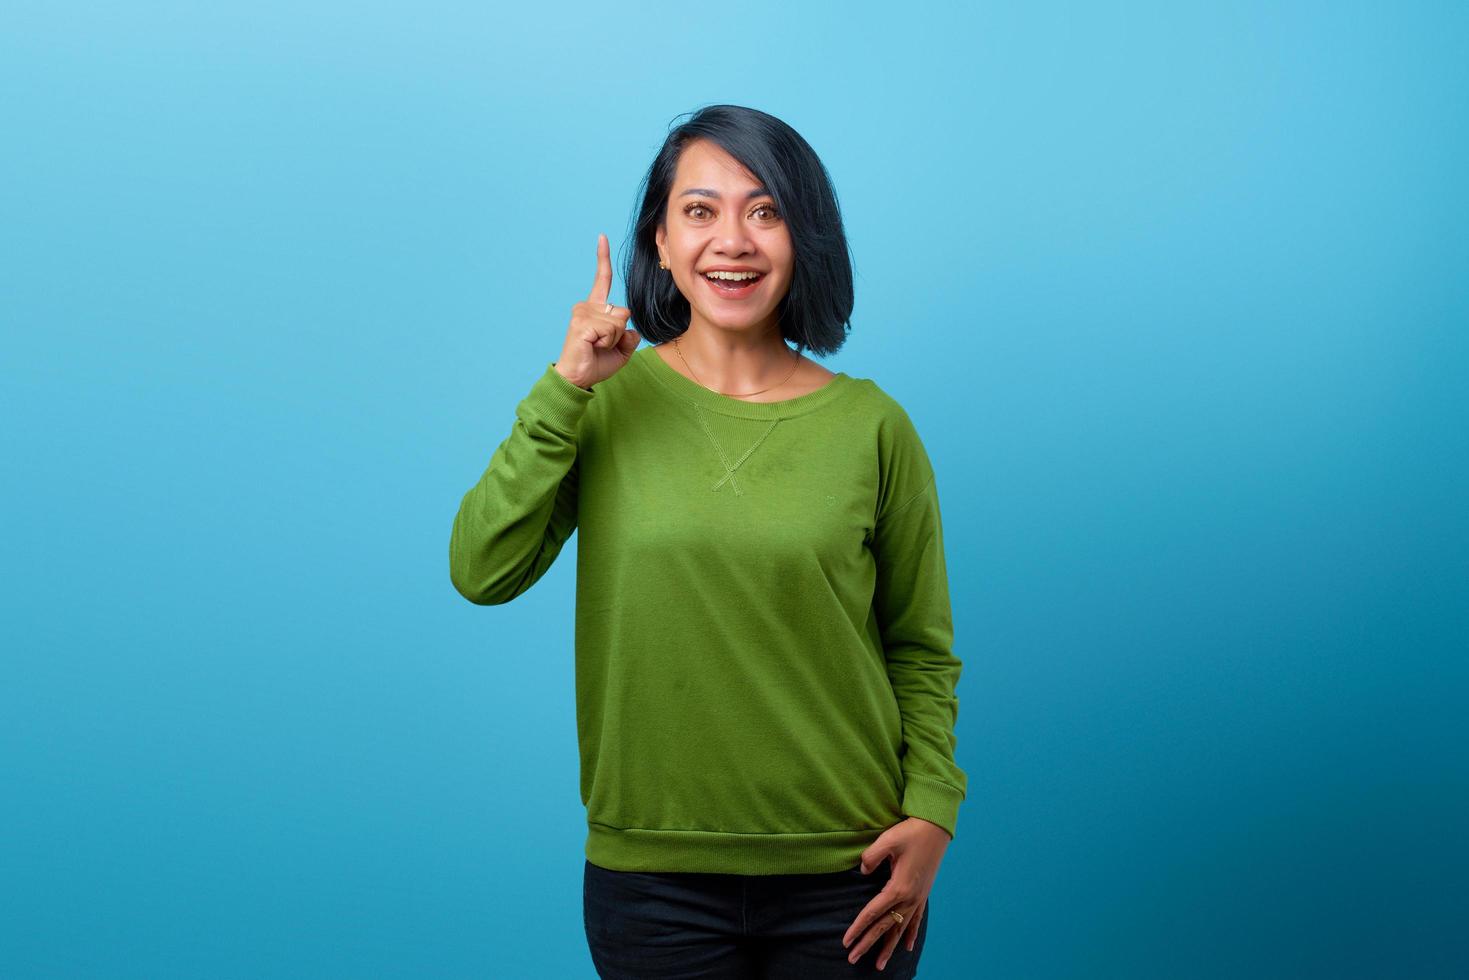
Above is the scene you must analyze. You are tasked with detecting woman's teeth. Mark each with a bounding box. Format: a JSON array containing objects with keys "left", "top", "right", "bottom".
[{"left": 704, "top": 271, "right": 761, "bottom": 282}]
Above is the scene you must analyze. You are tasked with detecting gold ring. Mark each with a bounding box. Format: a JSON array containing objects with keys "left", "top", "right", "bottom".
[
  {"left": 603, "top": 303, "right": 613, "bottom": 314},
  {"left": 887, "top": 909, "right": 904, "bottom": 925}
]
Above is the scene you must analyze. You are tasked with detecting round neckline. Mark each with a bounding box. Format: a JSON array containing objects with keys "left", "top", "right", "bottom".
[{"left": 633, "top": 344, "right": 855, "bottom": 419}]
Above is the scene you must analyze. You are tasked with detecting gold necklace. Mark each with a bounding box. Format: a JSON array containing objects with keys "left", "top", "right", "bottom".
[{"left": 672, "top": 338, "right": 801, "bottom": 398}]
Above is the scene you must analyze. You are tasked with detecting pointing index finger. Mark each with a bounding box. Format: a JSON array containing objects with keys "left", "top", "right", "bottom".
[{"left": 587, "top": 233, "right": 612, "bottom": 305}]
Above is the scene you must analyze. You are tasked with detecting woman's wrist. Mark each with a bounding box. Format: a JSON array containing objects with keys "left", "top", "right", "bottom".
[{"left": 553, "top": 362, "right": 594, "bottom": 391}]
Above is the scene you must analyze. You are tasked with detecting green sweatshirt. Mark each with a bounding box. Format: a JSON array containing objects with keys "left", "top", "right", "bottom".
[{"left": 449, "top": 345, "right": 966, "bottom": 875}]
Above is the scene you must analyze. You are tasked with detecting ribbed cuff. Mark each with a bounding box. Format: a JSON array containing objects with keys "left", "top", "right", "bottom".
[
  {"left": 527, "top": 361, "right": 595, "bottom": 433},
  {"left": 900, "top": 774, "right": 964, "bottom": 840}
]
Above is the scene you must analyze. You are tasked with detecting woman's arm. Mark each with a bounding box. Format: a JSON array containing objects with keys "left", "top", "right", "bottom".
[
  {"left": 448, "top": 363, "right": 593, "bottom": 605},
  {"left": 870, "top": 422, "right": 968, "bottom": 839}
]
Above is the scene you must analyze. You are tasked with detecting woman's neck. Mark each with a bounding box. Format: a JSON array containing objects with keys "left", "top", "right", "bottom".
[{"left": 663, "top": 326, "right": 801, "bottom": 395}]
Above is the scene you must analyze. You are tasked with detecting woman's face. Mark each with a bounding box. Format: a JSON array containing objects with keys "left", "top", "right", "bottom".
[{"left": 655, "top": 138, "right": 793, "bottom": 338}]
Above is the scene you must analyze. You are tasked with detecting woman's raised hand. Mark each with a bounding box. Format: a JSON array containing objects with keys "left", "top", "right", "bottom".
[{"left": 554, "top": 233, "right": 641, "bottom": 390}]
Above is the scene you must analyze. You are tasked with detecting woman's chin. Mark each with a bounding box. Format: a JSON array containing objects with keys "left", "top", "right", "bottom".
[{"left": 700, "top": 308, "right": 773, "bottom": 330}]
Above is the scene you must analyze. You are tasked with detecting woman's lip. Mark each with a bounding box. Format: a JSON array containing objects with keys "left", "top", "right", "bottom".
[{"left": 701, "top": 273, "right": 763, "bottom": 298}]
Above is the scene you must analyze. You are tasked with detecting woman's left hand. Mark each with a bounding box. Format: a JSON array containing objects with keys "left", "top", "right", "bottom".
[{"left": 841, "top": 816, "right": 952, "bottom": 971}]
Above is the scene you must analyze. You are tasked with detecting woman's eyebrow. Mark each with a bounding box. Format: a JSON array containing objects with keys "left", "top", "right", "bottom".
[{"left": 678, "top": 187, "right": 772, "bottom": 200}]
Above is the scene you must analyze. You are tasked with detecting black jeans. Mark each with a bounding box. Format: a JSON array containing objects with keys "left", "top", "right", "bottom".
[{"left": 583, "top": 858, "right": 929, "bottom": 979}]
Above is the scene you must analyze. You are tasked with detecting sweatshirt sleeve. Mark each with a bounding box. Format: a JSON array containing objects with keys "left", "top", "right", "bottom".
[
  {"left": 449, "top": 362, "right": 595, "bottom": 605},
  {"left": 869, "top": 406, "right": 968, "bottom": 839}
]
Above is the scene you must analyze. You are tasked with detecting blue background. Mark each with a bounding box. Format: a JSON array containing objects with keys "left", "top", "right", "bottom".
[{"left": 3, "top": 1, "right": 1465, "bottom": 977}]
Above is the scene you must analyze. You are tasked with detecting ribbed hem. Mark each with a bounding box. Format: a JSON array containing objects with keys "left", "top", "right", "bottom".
[
  {"left": 528, "top": 361, "right": 595, "bottom": 432},
  {"left": 585, "top": 822, "right": 885, "bottom": 875},
  {"left": 900, "top": 774, "right": 964, "bottom": 840}
]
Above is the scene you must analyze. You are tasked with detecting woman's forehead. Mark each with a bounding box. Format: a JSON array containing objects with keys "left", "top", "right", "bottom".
[{"left": 674, "top": 140, "right": 762, "bottom": 194}]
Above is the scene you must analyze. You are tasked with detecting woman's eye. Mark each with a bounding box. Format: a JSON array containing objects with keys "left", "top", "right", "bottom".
[{"left": 684, "top": 202, "right": 781, "bottom": 220}]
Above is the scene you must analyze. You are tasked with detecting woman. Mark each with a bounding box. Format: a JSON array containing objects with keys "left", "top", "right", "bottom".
[{"left": 449, "top": 105, "right": 966, "bottom": 979}]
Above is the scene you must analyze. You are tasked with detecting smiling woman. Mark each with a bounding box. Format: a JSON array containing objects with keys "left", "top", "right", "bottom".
[
  {"left": 449, "top": 103, "right": 963, "bottom": 979},
  {"left": 625, "top": 109, "right": 854, "bottom": 367},
  {"left": 652, "top": 142, "right": 797, "bottom": 356}
]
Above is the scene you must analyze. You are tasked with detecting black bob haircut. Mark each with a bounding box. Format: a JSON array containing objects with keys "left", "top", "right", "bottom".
[{"left": 621, "top": 104, "right": 854, "bottom": 358}]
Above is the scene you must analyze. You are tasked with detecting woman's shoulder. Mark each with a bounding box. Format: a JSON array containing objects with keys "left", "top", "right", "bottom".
[
  {"left": 842, "top": 372, "right": 917, "bottom": 424},
  {"left": 841, "top": 374, "right": 938, "bottom": 478}
]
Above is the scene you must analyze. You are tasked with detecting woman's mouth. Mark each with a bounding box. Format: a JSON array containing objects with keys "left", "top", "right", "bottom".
[{"left": 700, "top": 270, "right": 764, "bottom": 299}]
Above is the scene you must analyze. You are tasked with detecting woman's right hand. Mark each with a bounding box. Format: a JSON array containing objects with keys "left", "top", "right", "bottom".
[{"left": 554, "top": 233, "right": 641, "bottom": 390}]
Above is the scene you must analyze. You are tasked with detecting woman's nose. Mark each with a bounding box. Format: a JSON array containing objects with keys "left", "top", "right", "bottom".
[{"left": 714, "top": 215, "right": 754, "bottom": 253}]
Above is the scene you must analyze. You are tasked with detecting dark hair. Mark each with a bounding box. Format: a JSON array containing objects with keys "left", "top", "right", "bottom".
[{"left": 621, "top": 104, "right": 854, "bottom": 358}]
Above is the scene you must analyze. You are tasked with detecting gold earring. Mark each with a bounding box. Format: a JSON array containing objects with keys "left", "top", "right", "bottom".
[{"left": 659, "top": 258, "right": 668, "bottom": 269}]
